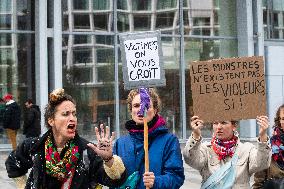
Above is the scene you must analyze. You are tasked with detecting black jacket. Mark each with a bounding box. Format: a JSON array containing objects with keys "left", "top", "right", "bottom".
[
  {"left": 5, "top": 130, "right": 127, "bottom": 189},
  {"left": 23, "top": 105, "right": 41, "bottom": 137},
  {"left": 3, "top": 101, "right": 21, "bottom": 130}
]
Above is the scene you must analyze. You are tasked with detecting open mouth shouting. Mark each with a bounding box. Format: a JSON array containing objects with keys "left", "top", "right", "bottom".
[{"left": 67, "top": 124, "right": 76, "bottom": 133}]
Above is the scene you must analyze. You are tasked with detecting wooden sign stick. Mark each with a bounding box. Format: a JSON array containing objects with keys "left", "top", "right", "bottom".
[{"left": 143, "top": 108, "right": 149, "bottom": 189}]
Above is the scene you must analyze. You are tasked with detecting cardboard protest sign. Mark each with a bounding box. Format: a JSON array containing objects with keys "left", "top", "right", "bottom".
[
  {"left": 190, "top": 56, "right": 266, "bottom": 123},
  {"left": 119, "top": 31, "right": 166, "bottom": 90}
]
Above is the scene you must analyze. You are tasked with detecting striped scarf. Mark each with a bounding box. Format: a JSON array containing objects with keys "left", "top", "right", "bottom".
[{"left": 271, "top": 127, "right": 284, "bottom": 170}]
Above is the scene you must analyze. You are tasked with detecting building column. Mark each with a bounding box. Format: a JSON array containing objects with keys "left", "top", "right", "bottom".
[
  {"left": 53, "top": 0, "right": 63, "bottom": 89},
  {"left": 35, "top": 0, "right": 49, "bottom": 134},
  {"left": 236, "top": 0, "right": 257, "bottom": 140}
]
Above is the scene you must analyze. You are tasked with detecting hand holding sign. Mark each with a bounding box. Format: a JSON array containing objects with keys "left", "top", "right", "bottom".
[
  {"left": 190, "top": 116, "right": 204, "bottom": 140},
  {"left": 256, "top": 115, "right": 269, "bottom": 142}
]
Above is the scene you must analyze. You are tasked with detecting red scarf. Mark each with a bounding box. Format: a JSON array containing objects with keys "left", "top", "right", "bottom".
[{"left": 211, "top": 134, "right": 238, "bottom": 160}]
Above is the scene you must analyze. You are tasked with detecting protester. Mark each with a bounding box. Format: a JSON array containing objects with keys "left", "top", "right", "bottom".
[
  {"left": 5, "top": 88, "right": 126, "bottom": 189},
  {"left": 183, "top": 115, "right": 271, "bottom": 189},
  {"left": 3, "top": 93, "right": 21, "bottom": 150},
  {"left": 23, "top": 99, "right": 41, "bottom": 138},
  {"left": 253, "top": 104, "right": 284, "bottom": 189},
  {"left": 113, "top": 88, "right": 185, "bottom": 189}
]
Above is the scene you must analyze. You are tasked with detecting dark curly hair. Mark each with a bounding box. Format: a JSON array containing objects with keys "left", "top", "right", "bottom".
[
  {"left": 127, "top": 88, "right": 161, "bottom": 113},
  {"left": 44, "top": 89, "right": 76, "bottom": 129},
  {"left": 274, "top": 104, "right": 284, "bottom": 128}
]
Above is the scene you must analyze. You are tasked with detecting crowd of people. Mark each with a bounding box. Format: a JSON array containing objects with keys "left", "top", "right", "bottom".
[{"left": 1, "top": 88, "right": 284, "bottom": 188}]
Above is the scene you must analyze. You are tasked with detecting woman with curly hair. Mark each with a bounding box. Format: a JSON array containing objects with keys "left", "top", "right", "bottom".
[
  {"left": 253, "top": 104, "right": 284, "bottom": 189},
  {"left": 5, "top": 88, "right": 126, "bottom": 189}
]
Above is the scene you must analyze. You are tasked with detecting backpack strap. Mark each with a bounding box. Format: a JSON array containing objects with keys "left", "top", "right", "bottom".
[{"left": 201, "top": 153, "right": 238, "bottom": 189}]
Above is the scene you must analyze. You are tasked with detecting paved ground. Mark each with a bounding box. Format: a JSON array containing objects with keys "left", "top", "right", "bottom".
[{"left": 0, "top": 150, "right": 16, "bottom": 189}]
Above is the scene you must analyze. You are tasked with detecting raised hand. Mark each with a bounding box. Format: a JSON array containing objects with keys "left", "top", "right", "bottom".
[
  {"left": 87, "top": 124, "right": 115, "bottom": 162},
  {"left": 256, "top": 115, "right": 269, "bottom": 142},
  {"left": 190, "top": 115, "right": 204, "bottom": 140}
]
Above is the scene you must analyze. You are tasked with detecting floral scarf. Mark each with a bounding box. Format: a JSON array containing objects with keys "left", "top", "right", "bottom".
[
  {"left": 211, "top": 133, "right": 238, "bottom": 160},
  {"left": 45, "top": 133, "right": 80, "bottom": 184},
  {"left": 271, "top": 127, "right": 284, "bottom": 169}
]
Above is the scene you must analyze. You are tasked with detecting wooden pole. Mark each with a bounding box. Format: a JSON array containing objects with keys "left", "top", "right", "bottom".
[{"left": 143, "top": 108, "right": 149, "bottom": 189}]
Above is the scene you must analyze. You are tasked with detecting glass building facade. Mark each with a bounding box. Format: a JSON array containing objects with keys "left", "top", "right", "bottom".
[{"left": 0, "top": 0, "right": 284, "bottom": 145}]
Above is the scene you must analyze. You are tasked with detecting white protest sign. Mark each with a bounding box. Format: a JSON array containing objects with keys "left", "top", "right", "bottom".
[{"left": 119, "top": 31, "right": 166, "bottom": 89}]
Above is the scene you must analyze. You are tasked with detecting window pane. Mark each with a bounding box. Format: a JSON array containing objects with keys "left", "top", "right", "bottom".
[
  {"left": 263, "top": 0, "right": 284, "bottom": 39},
  {"left": 74, "top": 14, "right": 90, "bottom": 30},
  {"left": 63, "top": 15, "right": 69, "bottom": 31},
  {"left": 93, "top": 0, "right": 110, "bottom": 10},
  {"left": 97, "top": 66, "right": 114, "bottom": 82},
  {"left": 95, "top": 35, "right": 113, "bottom": 45},
  {"left": 0, "top": 33, "right": 11, "bottom": 46},
  {"left": 73, "top": 0, "right": 89, "bottom": 10},
  {"left": 134, "top": 15, "right": 151, "bottom": 31},
  {"left": 97, "top": 48, "right": 114, "bottom": 63},
  {"left": 117, "top": 13, "right": 129, "bottom": 32},
  {"left": 74, "top": 67, "right": 92, "bottom": 83},
  {"left": 0, "top": 0, "right": 11, "bottom": 12},
  {"left": 184, "top": 0, "right": 236, "bottom": 36},
  {"left": 273, "top": 12, "right": 279, "bottom": 26},
  {"left": 157, "top": 0, "right": 177, "bottom": 10},
  {"left": 192, "top": 28, "right": 211, "bottom": 36},
  {"left": 94, "top": 14, "right": 108, "bottom": 31},
  {"left": 74, "top": 35, "right": 92, "bottom": 44},
  {"left": 118, "top": 0, "right": 128, "bottom": 10},
  {"left": 17, "top": 34, "right": 35, "bottom": 87},
  {"left": 0, "top": 15, "right": 11, "bottom": 29},
  {"left": 132, "top": 0, "right": 151, "bottom": 10},
  {"left": 17, "top": 0, "right": 35, "bottom": 30},
  {"left": 0, "top": 48, "right": 13, "bottom": 65},
  {"left": 156, "top": 12, "right": 175, "bottom": 29},
  {"left": 73, "top": 48, "right": 92, "bottom": 64},
  {"left": 62, "top": 0, "right": 68, "bottom": 11}
]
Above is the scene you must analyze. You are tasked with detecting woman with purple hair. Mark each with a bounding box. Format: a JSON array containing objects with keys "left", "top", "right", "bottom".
[{"left": 114, "top": 88, "right": 184, "bottom": 189}]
